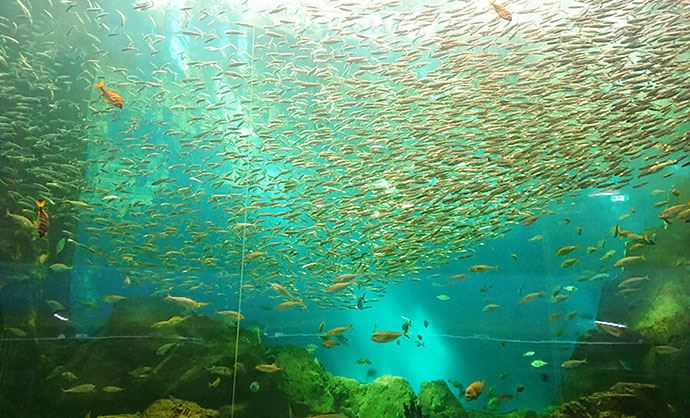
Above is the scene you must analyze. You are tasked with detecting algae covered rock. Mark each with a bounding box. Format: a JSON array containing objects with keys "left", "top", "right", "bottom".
[
  {"left": 141, "top": 398, "right": 219, "bottom": 417},
  {"left": 42, "top": 298, "right": 264, "bottom": 416},
  {"left": 467, "top": 410, "right": 538, "bottom": 418},
  {"left": 418, "top": 380, "right": 467, "bottom": 418},
  {"left": 274, "top": 346, "right": 335, "bottom": 414},
  {"left": 330, "top": 375, "right": 368, "bottom": 417},
  {"left": 97, "top": 397, "right": 218, "bottom": 418},
  {"left": 358, "top": 375, "right": 415, "bottom": 418},
  {"left": 553, "top": 382, "right": 677, "bottom": 418}
]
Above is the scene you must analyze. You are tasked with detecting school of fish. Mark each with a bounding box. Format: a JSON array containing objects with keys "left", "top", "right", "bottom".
[{"left": 0, "top": 0, "right": 688, "bottom": 324}]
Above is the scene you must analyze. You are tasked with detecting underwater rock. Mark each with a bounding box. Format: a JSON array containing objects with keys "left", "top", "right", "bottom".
[
  {"left": 330, "top": 375, "right": 368, "bottom": 417},
  {"left": 466, "top": 410, "right": 538, "bottom": 418},
  {"left": 417, "top": 380, "right": 468, "bottom": 418},
  {"left": 96, "top": 415, "right": 139, "bottom": 418},
  {"left": 35, "top": 297, "right": 265, "bottom": 415},
  {"left": 98, "top": 297, "right": 185, "bottom": 336},
  {"left": 273, "top": 346, "right": 335, "bottom": 414},
  {"left": 141, "top": 398, "right": 219, "bottom": 417},
  {"left": 558, "top": 329, "right": 650, "bottom": 406},
  {"left": 403, "top": 399, "right": 423, "bottom": 418},
  {"left": 97, "top": 397, "right": 218, "bottom": 418},
  {"left": 560, "top": 218, "right": 690, "bottom": 411},
  {"left": 357, "top": 375, "right": 416, "bottom": 418},
  {"left": 552, "top": 382, "right": 677, "bottom": 418}
]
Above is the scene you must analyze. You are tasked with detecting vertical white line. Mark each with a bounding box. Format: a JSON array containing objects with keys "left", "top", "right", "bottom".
[{"left": 230, "top": 22, "right": 255, "bottom": 418}]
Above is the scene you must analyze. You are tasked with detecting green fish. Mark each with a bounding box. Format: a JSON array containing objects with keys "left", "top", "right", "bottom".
[
  {"left": 56, "top": 238, "right": 66, "bottom": 254},
  {"left": 436, "top": 294, "right": 450, "bottom": 301},
  {"left": 49, "top": 263, "right": 72, "bottom": 272},
  {"left": 129, "top": 366, "right": 152, "bottom": 379},
  {"left": 530, "top": 360, "right": 548, "bottom": 368},
  {"left": 156, "top": 342, "right": 176, "bottom": 356},
  {"left": 102, "top": 386, "right": 124, "bottom": 393},
  {"left": 207, "top": 365, "right": 233, "bottom": 376},
  {"left": 522, "top": 351, "right": 535, "bottom": 357},
  {"left": 62, "top": 384, "right": 96, "bottom": 394},
  {"left": 5, "top": 209, "right": 34, "bottom": 230}
]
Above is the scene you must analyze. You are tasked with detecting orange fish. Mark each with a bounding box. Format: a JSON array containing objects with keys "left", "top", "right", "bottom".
[
  {"left": 324, "top": 280, "right": 355, "bottom": 294},
  {"left": 322, "top": 338, "right": 338, "bottom": 348},
  {"left": 270, "top": 282, "right": 294, "bottom": 299},
  {"left": 371, "top": 325, "right": 408, "bottom": 343},
  {"left": 324, "top": 324, "right": 352, "bottom": 337},
  {"left": 519, "top": 291, "right": 544, "bottom": 304},
  {"left": 275, "top": 300, "right": 305, "bottom": 311},
  {"left": 491, "top": 1, "right": 512, "bottom": 21},
  {"left": 94, "top": 80, "right": 123, "bottom": 108},
  {"left": 465, "top": 380, "right": 485, "bottom": 401},
  {"left": 35, "top": 200, "right": 49, "bottom": 237}
]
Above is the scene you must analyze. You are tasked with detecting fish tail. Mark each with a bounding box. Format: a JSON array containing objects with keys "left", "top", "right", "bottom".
[
  {"left": 94, "top": 80, "right": 105, "bottom": 89},
  {"left": 35, "top": 200, "right": 45, "bottom": 208}
]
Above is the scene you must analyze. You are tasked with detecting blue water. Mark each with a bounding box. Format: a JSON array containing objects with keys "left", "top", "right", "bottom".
[{"left": 56, "top": 176, "right": 678, "bottom": 414}]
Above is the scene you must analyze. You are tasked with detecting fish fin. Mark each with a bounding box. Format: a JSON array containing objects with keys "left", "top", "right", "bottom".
[
  {"left": 35, "top": 200, "right": 45, "bottom": 208},
  {"left": 94, "top": 80, "right": 105, "bottom": 89}
]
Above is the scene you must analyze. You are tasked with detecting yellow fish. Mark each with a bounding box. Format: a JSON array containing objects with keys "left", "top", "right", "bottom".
[
  {"left": 164, "top": 294, "right": 210, "bottom": 309},
  {"left": 255, "top": 363, "right": 282, "bottom": 373}
]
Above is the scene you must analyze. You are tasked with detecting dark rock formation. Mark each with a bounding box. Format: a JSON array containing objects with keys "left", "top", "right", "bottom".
[
  {"left": 553, "top": 382, "right": 678, "bottom": 418},
  {"left": 560, "top": 217, "right": 690, "bottom": 411}
]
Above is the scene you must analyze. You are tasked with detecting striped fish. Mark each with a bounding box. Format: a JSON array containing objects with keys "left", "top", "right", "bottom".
[
  {"left": 94, "top": 80, "right": 123, "bottom": 108},
  {"left": 35, "top": 200, "right": 49, "bottom": 237}
]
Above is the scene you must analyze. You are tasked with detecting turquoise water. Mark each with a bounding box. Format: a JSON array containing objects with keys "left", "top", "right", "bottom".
[{"left": 1, "top": 0, "right": 689, "bottom": 417}]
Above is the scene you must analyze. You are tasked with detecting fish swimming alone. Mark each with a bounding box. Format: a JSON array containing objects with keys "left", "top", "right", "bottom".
[
  {"left": 561, "top": 359, "right": 588, "bottom": 369},
  {"left": 62, "top": 383, "right": 96, "bottom": 394},
  {"left": 94, "top": 80, "right": 123, "bottom": 108},
  {"left": 35, "top": 200, "right": 49, "bottom": 237},
  {"left": 371, "top": 325, "right": 407, "bottom": 343},
  {"left": 465, "top": 380, "right": 485, "bottom": 401},
  {"left": 255, "top": 363, "right": 282, "bottom": 373}
]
